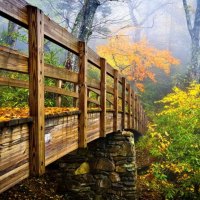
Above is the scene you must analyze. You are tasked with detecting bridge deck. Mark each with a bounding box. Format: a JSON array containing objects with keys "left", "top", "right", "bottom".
[{"left": 0, "top": 0, "right": 147, "bottom": 193}]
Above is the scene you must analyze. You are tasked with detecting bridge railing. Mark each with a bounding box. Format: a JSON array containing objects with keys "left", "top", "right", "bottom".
[{"left": 0, "top": 0, "right": 148, "bottom": 176}]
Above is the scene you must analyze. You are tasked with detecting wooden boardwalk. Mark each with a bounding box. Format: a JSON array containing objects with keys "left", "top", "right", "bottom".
[{"left": 0, "top": 0, "right": 147, "bottom": 193}]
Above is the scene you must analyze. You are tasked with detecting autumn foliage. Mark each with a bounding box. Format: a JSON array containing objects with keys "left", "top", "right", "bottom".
[
  {"left": 0, "top": 107, "right": 79, "bottom": 122},
  {"left": 97, "top": 36, "right": 179, "bottom": 91},
  {"left": 138, "top": 83, "right": 200, "bottom": 199}
]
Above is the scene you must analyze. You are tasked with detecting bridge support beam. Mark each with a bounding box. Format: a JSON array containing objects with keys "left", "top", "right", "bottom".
[{"left": 57, "top": 131, "right": 137, "bottom": 200}]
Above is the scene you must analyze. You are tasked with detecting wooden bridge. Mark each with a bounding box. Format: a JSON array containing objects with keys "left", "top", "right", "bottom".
[{"left": 0, "top": 0, "right": 147, "bottom": 193}]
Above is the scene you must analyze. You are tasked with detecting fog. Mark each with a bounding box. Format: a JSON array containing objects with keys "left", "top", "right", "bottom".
[{"left": 25, "top": 0, "right": 192, "bottom": 68}]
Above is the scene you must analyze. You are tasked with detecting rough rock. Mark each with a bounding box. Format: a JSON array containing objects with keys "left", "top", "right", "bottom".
[{"left": 56, "top": 131, "right": 137, "bottom": 199}]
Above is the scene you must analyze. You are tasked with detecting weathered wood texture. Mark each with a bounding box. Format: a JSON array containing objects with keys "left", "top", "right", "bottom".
[
  {"left": 113, "top": 70, "right": 119, "bottom": 132},
  {"left": 87, "top": 113, "right": 100, "bottom": 143},
  {"left": 45, "top": 115, "right": 79, "bottom": 166},
  {"left": 0, "top": 124, "right": 30, "bottom": 193},
  {"left": 106, "top": 112, "right": 114, "bottom": 134},
  {"left": 127, "top": 84, "right": 131, "bottom": 129},
  {"left": 122, "top": 78, "right": 126, "bottom": 130},
  {"left": 78, "top": 41, "right": 88, "bottom": 148},
  {"left": 117, "top": 113, "right": 122, "bottom": 131},
  {"left": 125, "top": 114, "right": 129, "bottom": 129},
  {"left": 100, "top": 58, "right": 106, "bottom": 137},
  {"left": 0, "top": 46, "right": 78, "bottom": 83},
  {"left": 0, "top": 0, "right": 147, "bottom": 194},
  {"left": 28, "top": 6, "right": 45, "bottom": 176}
]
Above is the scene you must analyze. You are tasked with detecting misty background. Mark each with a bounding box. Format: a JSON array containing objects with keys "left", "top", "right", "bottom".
[{"left": 0, "top": 0, "right": 196, "bottom": 110}]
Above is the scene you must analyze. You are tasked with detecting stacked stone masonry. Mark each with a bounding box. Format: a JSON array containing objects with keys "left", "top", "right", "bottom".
[{"left": 56, "top": 131, "right": 137, "bottom": 200}]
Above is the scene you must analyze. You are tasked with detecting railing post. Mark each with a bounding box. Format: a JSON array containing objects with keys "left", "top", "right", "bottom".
[
  {"left": 122, "top": 77, "right": 126, "bottom": 130},
  {"left": 100, "top": 58, "right": 106, "bottom": 137},
  {"left": 127, "top": 84, "right": 131, "bottom": 129},
  {"left": 28, "top": 6, "right": 45, "bottom": 176},
  {"left": 113, "top": 69, "right": 118, "bottom": 132},
  {"left": 78, "top": 41, "right": 88, "bottom": 148},
  {"left": 132, "top": 90, "right": 135, "bottom": 129}
]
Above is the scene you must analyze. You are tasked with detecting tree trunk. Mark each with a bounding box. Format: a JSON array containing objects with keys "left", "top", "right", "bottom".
[
  {"left": 71, "top": 0, "right": 100, "bottom": 42},
  {"left": 190, "top": 37, "right": 200, "bottom": 81},
  {"left": 183, "top": 0, "right": 200, "bottom": 82},
  {"left": 66, "top": 0, "right": 100, "bottom": 71}
]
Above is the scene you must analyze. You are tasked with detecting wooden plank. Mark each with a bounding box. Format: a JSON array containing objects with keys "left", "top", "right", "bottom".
[
  {"left": 127, "top": 84, "right": 131, "bottom": 129},
  {"left": 45, "top": 85, "right": 78, "bottom": 98},
  {"left": 117, "top": 113, "right": 122, "bottom": 130},
  {"left": 0, "top": 163, "right": 29, "bottom": 194},
  {"left": 44, "top": 15, "right": 79, "bottom": 54},
  {"left": 122, "top": 77, "right": 126, "bottom": 130},
  {"left": 45, "top": 115, "right": 79, "bottom": 166},
  {"left": 78, "top": 41, "right": 88, "bottom": 148},
  {"left": 0, "top": 0, "right": 28, "bottom": 28},
  {"left": 106, "top": 112, "right": 114, "bottom": 134},
  {"left": 44, "top": 64, "right": 78, "bottom": 83},
  {"left": 132, "top": 91, "right": 136, "bottom": 130},
  {"left": 0, "top": 46, "right": 78, "bottom": 83},
  {"left": 28, "top": 6, "right": 45, "bottom": 176},
  {"left": 87, "top": 113, "right": 100, "bottom": 142},
  {"left": 131, "top": 90, "right": 135, "bottom": 129},
  {"left": 56, "top": 80, "right": 62, "bottom": 106},
  {"left": 88, "top": 48, "right": 101, "bottom": 68},
  {"left": 0, "top": 77, "right": 78, "bottom": 98},
  {"left": 106, "top": 85, "right": 114, "bottom": 94},
  {"left": 73, "top": 84, "right": 79, "bottom": 107},
  {"left": 113, "top": 69, "right": 119, "bottom": 132},
  {"left": 87, "top": 87, "right": 100, "bottom": 95},
  {"left": 0, "top": 77, "right": 28, "bottom": 88},
  {"left": 0, "top": 46, "right": 28, "bottom": 73},
  {"left": 87, "top": 78, "right": 100, "bottom": 90},
  {"left": 135, "top": 95, "right": 138, "bottom": 131},
  {"left": 100, "top": 58, "right": 106, "bottom": 137},
  {"left": 107, "top": 63, "right": 114, "bottom": 77},
  {"left": 88, "top": 98, "right": 100, "bottom": 106},
  {"left": 106, "top": 97, "right": 114, "bottom": 105}
]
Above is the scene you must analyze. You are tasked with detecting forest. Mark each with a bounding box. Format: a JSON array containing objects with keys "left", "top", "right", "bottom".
[{"left": 0, "top": 0, "right": 199, "bottom": 199}]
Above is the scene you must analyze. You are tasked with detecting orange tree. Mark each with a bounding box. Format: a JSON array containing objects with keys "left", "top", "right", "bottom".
[
  {"left": 138, "top": 83, "right": 200, "bottom": 199},
  {"left": 97, "top": 36, "right": 179, "bottom": 91}
]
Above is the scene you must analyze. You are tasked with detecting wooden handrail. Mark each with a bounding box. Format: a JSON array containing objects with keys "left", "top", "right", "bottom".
[{"left": 0, "top": 0, "right": 147, "bottom": 177}]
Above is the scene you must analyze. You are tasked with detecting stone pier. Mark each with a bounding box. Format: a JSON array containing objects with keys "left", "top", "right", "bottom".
[{"left": 56, "top": 131, "right": 137, "bottom": 200}]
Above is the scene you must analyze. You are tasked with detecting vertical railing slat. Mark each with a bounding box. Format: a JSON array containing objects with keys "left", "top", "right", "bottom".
[
  {"left": 122, "top": 77, "right": 126, "bottom": 130},
  {"left": 132, "top": 90, "right": 135, "bottom": 130},
  {"left": 127, "top": 84, "right": 131, "bottom": 129},
  {"left": 113, "top": 69, "right": 118, "bottom": 131},
  {"left": 78, "top": 41, "right": 88, "bottom": 148},
  {"left": 100, "top": 58, "right": 106, "bottom": 137}
]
